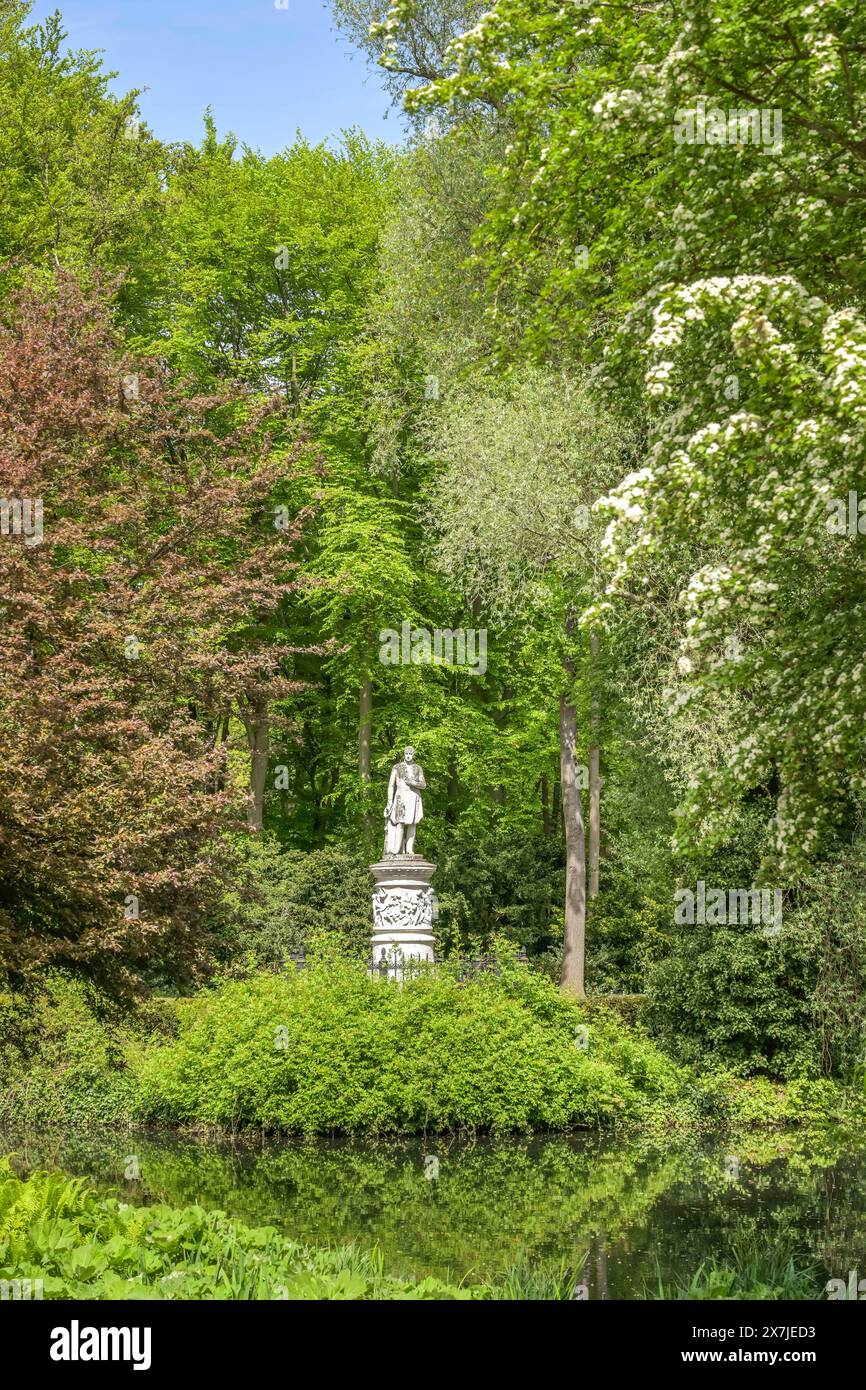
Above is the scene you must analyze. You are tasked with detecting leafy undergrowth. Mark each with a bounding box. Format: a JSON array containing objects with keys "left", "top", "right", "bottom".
[
  {"left": 3, "top": 968, "right": 863, "bottom": 1139},
  {"left": 655, "top": 1072, "right": 866, "bottom": 1135},
  {"left": 138, "top": 959, "right": 683, "bottom": 1134},
  {"left": 0, "top": 976, "right": 172, "bottom": 1131},
  {"left": 0, "top": 1159, "right": 480, "bottom": 1300}
]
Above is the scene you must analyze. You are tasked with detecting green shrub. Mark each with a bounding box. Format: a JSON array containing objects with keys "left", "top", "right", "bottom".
[
  {"left": 431, "top": 830, "right": 564, "bottom": 959},
  {"left": 215, "top": 837, "right": 373, "bottom": 968},
  {"left": 793, "top": 849, "right": 866, "bottom": 1080},
  {"left": 0, "top": 974, "right": 163, "bottom": 1130},
  {"left": 715, "top": 1073, "right": 866, "bottom": 1129},
  {"left": 644, "top": 925, "right": 818, "bottom": 1078},
  {"left": 644, "top": 841, "right": 866, "bottom": 1080},
  {"left": 139, "top": 959, "right": 684, "bottom": 1135}
]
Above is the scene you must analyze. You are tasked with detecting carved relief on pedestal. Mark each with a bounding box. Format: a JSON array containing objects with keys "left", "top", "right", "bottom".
[{"left": 372, "top": 885, "right": 434, "bottom": 934}]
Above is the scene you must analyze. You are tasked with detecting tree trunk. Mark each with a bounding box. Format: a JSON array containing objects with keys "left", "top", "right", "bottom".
[
  {"left": 359, "top": 674, "right": 373, "bottom": 836},
  {"left": 588, "top": 630, "right": 601, "bottom": 900},
  {"left": 588, "top": 745, "right": 600, "bottom": 899},
  {"left": 559, "top": 685, "right": 587, "bottom": 997},
  {"left": 244, "top": 698, "right": 269, "bottom": 833}
]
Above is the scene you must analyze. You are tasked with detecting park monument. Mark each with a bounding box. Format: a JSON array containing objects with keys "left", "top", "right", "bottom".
[{"left": 370, "top": 747, "right": 437, "bottom": 974}]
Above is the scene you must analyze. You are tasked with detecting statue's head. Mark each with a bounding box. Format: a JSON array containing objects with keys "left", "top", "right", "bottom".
[{"left": 404, "top": 746, "right": 415, "bottom": 762}]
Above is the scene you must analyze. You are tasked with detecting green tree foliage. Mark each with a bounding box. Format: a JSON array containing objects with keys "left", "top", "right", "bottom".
[
  {"left": 400, "top": 0, "right": 866, "bottom": 874},
  {"left": 427, "top": 364, "right": 638, "bottom": 990},
  {"left": 0, "top": 3, "right": 167, "bottom": 320},
  {"left": 5, "top": 0, "right": 866, "bottom": 1093},
  {"left": 217, "top": 837, "right": 374, "bottom": 967},
  {"left": 647, "top": 838, "right": 866, "bottom": 1079},
  {"left": 330, "top": 0, "right": 485, "bottom": 110}
]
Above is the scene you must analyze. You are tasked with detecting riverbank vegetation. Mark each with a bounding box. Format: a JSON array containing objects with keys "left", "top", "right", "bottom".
[
  {"left": 0, "top": 1158, "right": 481, "bottom": 1299},
  {"left": 2, "top": 967, "right": 864, "bottom": 1138},
  {"left": 0, "top": 1158, "right": 850, "bottom": 1300}
]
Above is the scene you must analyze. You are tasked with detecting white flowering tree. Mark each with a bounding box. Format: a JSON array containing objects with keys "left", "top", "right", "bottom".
[
  {"left": 390, "top": 0, "right": 866, "bottom": 876},
  {"left": 598, "top": 277, "right": 866, "bottom": 875}
]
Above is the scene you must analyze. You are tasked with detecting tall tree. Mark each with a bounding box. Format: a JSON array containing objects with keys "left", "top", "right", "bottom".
[
  {"left": 427, "top": 366, "right": 634, "bottom": 993},
  {"left": 0, "top": 1, "right": 167, "bottom": 322},
  {"left": 0, "top": 274, "right": 310, "bottom": 993}
]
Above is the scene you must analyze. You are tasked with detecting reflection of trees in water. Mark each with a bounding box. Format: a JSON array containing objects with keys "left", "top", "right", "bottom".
[
  {"left": 648, "top": 1137, "right": 866, "bottom": 1290},
  {"left": 816, "top": 1155, "right": 866, "bottom": 1279},
  {"left": 2, "top": 1127, "right": 865, "bottom": 1293}
]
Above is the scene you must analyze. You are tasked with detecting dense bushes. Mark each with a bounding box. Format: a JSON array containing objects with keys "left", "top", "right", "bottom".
[
  {"left": 138, "top": 960, "right": 683, "bottom": 1135},
  {"left": 218, "top": 831, "right": 567, "bottom": 970},
  {"left": 4, "top": 963, "right": 864, "bottom": 1139},
  {"left": 431, "top": 830, "right": 564, "bottom": 959},
  {"left": 794, "top": 848, "right": 866, "bottom": 1079},
  {"left": 645, "top": 926, "right": 817, "bottom": 1078},
  {"left": 645, "top": 841, "right": 866, "bottom": 1080},
  {"left": 3, "top": 964, "right": 681, "bottom": 1137},
  {"left": 216, "top": 837, "right": 373, "bottom": 969},
  {"left": 0, "top": 976, "right": 168, "bottom": 1130}
]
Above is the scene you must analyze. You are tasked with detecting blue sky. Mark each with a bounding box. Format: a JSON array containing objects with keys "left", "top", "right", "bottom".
[{"left": 28, "top": 0, "right": 404, "bottom": 153}]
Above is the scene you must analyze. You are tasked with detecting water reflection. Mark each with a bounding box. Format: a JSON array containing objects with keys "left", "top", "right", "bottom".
[{"left": 2, "top": 1127, "right": 865, "bottom": 1296}]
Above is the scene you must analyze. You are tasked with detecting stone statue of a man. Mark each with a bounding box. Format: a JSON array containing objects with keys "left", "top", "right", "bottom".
[{"left": 384, "top": 747, "right": 426, "bottom": 856}]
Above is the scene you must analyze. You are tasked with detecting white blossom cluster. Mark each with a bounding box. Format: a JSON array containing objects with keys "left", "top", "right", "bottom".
[{"left": 598, "top": 263, "right": 866, "bottom": 870}]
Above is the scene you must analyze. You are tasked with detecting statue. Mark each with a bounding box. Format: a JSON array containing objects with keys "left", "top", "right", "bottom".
[
  {"left": 383, "top": 746, "right": 426, "bottom": 856},
  {"left": 371, "top": 746, "right": 436, "bottom": 975}
]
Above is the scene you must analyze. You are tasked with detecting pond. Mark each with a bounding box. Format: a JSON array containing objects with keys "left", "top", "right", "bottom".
[{"left": 3, "top": 1126, "right": 865, "bottom": 1297}]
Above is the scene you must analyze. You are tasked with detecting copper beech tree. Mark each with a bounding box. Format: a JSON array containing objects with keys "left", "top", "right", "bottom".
[{"left": 0, "top": 275, "right": 315, "bottom": 994}]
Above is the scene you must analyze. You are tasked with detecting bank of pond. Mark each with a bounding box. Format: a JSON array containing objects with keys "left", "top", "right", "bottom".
[{"left": 2, "top": 963, "right": 865, "bottom": 1299}]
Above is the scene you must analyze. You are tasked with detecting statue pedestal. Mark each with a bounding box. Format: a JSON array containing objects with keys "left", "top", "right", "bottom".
[{"left": 370, "top": 856, "right": 437, "bottom": 979}]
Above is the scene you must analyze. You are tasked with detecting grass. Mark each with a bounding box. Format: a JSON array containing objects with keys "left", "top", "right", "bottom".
[{"left": 648, "top": 1241, "right": 824, "bottom": 1300}]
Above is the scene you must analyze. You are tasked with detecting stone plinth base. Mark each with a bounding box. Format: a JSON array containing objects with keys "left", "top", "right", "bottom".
[{"left": 370, "top": 856, "right": 436, "bottom": 978}]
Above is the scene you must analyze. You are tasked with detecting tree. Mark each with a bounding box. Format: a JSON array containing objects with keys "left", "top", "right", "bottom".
[
  {"left": 328, "top": 0, "right": 486, "bottom": 111},
  {"left": 140, "top": 125, "right": 430, "bottom": 844},
  {"left": 0, "top": 274, "right": 310, "bottom": 994},
  {"left": 0, "top": 1, "right": 167, "bottom": 323},
  {"left": 427, "top": 365, "right": 635, "bottom": 993},
  {"left": 397, "top": 0, "right": 866, "bottom": 879}
]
